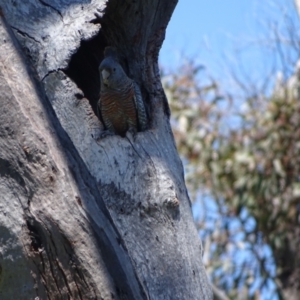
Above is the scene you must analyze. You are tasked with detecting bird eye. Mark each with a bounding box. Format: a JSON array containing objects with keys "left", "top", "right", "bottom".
[{"left": 113, "top": 68, "right": 116, "bottom": 72}]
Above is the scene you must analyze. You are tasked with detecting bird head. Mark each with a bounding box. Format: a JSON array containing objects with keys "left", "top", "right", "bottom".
[{"left": 99, "top": 57, "right": 127, "bottom": 89}]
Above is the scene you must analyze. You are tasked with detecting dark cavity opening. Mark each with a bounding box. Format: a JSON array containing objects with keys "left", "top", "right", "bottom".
[
  {"left": 64, "top": 31, "right": 107, "bottom": 116},
  {"left": 26, "top": 219, "right": 43, "bottom": 252}
]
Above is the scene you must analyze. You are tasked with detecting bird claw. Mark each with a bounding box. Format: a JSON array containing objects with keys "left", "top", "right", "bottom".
[
  {"left": 126, "top": 128, "right": 137, "bottom": 141},
  {"left": 92, "top": 130, "right": 114, "bottom": 140}
]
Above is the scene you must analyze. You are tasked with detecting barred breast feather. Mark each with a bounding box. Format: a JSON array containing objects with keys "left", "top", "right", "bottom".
[{"left": 99, "top": 81, "right": 137, "bottom": 137}]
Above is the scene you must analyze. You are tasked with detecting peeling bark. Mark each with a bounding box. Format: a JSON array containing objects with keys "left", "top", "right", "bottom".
[{"left": 0, "top": 1, "right": 212, "bottom": 299}]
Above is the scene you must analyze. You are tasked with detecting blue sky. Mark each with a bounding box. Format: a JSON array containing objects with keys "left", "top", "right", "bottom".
[
  {"left": 160, "top": 0, "right": 298, "bottom": 86},
  {"left": 161, "top": 0, "right": 257, "bottom": 66}
]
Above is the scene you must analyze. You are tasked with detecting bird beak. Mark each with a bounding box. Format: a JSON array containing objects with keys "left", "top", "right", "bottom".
[{"left": 101, "top": 69, "right": 110, "bottom": 84}]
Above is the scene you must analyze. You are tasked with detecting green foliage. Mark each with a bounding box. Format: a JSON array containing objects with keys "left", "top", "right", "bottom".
[{"left": 163, "top": 61, "right": 300, "bottom": 298}]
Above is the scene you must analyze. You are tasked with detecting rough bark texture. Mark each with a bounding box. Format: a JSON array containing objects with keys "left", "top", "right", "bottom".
[
  {"left": 0, "top": 1, "right": 212, "bottom": 299},
  {"left": 295, "top": 0, "right": 300, "bottom": 17}
]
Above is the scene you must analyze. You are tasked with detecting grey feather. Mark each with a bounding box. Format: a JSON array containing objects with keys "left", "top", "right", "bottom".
[{"left": 133, "top": 82, "right": 148, "bottom": 131}]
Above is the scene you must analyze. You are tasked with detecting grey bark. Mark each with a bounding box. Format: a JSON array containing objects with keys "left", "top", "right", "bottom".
[
  {"left": 0, "top": 1, "right": 212, "bottom": 299},
  {"left": 295, "top": 0, "right": 300, "bottom": 17}
]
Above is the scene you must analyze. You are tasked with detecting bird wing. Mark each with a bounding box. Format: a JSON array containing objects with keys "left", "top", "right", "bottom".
[{"left": 133, "top": 82, "right": 148, "bottom": 131}]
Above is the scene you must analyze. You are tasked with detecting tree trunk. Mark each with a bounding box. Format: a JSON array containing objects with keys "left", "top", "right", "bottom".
[
  {"left": 295, "top": 0, "right": 300, "bottom": 17},
  {"left": 0, "top": 1, "right": 212, "bottom": 299}
]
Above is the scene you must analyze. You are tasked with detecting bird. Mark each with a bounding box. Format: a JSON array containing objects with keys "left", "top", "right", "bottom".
[{"left": 98, "top": 47, "right": 147, "bottom": 138}]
